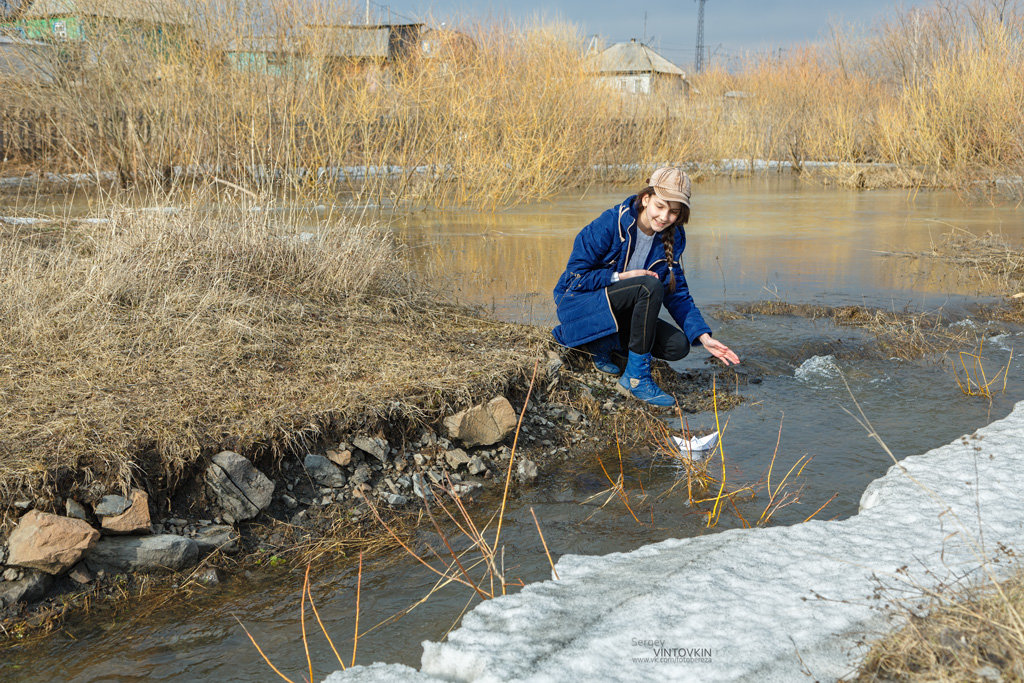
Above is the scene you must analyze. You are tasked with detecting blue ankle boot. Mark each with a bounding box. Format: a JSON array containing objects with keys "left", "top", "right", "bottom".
[
  {"left": 587, "top": 335, "right": 623, "bottom": 375},
  {"left": 618, "top": 351, "right": 676, "bottom": 407}
]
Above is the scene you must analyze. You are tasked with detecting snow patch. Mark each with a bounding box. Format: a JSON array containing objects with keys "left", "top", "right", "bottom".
[
  {"left": 324, "top": 402, "right": 1024, "bottom": 683},
  {"left": 0, "top": 215, "right": 50, "bottom": 226}
]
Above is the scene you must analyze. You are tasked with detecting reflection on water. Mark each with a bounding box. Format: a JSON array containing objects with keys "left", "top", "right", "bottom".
[
  {"left": 393, "top": 176, "right": 1022, "bottom": 322},
  {"left": 2, "top": 176, "right": 1023, "bottom": 681}
]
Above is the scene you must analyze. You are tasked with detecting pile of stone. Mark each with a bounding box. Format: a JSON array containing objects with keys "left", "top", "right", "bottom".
[
  {"left": 0, "top": 488, "right": 241, "bottom": 610},
  {"left": 276, "top": 396, "right": 537, "bottom": 521},
  {"left": 0, "top": 394, "right": 555, "bottom": 612}
]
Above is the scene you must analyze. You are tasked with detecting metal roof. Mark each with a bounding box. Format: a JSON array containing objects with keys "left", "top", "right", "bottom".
[
  {"left": 310, "top": 25, "right": 390, "bottom": 59},
  {"left": 21, "top": 0, "right": 187, "bottom": 25},
  {"left": 0, "top": 34, "right": 56, "bottom": 82},
  {"left": 587, "top": 40, "right": 685, "bottom": 77}
]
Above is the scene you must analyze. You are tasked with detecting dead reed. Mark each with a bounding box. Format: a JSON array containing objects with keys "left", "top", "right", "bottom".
[{"left": 924, "top": 227, "right": 1024, "bottom": 295}]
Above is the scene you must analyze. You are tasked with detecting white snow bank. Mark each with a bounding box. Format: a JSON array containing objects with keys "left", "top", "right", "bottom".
[{"left": 325, "top": 402, "right": 1024, "bottom": 683}]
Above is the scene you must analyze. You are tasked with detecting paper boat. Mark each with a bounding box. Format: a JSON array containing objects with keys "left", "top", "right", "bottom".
[{"left": 672, "top": 431, "right": 719, "bottom": 460}]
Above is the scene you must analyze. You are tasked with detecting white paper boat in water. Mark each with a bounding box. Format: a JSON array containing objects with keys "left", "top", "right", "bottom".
[{"left": 672, "top": 431, "right": 719, "bottom": 460}]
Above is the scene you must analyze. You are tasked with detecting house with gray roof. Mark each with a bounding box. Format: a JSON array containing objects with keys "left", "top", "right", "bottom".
[{"left": 586, "top": 39, "right": 688, "bottom": 97}]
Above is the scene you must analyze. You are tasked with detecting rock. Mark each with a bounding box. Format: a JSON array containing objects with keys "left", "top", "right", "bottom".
[
  {"left": 412, "top": 453, "right": 429, "bottom": 466},
  {"left": 454, "top": 482, "right": 483, "bottom": 498},
  {"left": 412, "top": 474, "right": 433, "bottom": 501},
  {"left": 444, "top": 396, "right": 518, "bottom": 447},
  {"left": 65, "top": 499, "right": 89, "bottom": 521},
  {"left": 3, "top": 568, "right": 20, "bottom": 582},
  {"left": 304, "top": 454, "right": 348, "bottom": 488},
  {"left": 383, "top": 493, "right": 408, "bottom": 506},
  {"left": 7, "top": 510, "right": 100, "bottom": 575},
  {"left": 194, "top": 525, "right": 239, "bottom": 555},
  {"left": 468, "top": 456, "right": 488, "bottom": 476},
  {"left": 327, "top": 449, "right": 353, "bottom": 467},
  {"left": 196, "top": 567, "right": 220, "bottom": 586},
  {"left": 281, "top": 494, "right": 298, "bottom": 509},
  {"left": 566, "top": 408, "right": 584, "bottom": 423},
  {"left": 68, "top": 562, "right": 93, "bottom": 585},
  {"left": 352, "top": 436, "right": 389, "bottom": 462},
  {"left": 0, "top": 570, "right": 52, "bottom": 608},
  {"left": 85, "top": 535, "right": 199, "bottom": 574},
  {"left": 204, "top": 451, "right": 274, "bottom": 521},
  {"left": 13, "top": 500, "right": 31, "bottom": 510},
  {"left": 94, "top": 495, "right": 131, "bottom": 517},
  {"left": 517, "top": 458, "right": 539, "bottom": 483},
  {"left": 350, "top": 464, "right": 372, "bottom": 487},
  {"left": 445, "top": 448, "right": 471, "bottom": 470},
  {"left": 546, "top": 352, "right": 564, "bottom": 378},
  {"left": 100, "top": 489, "right": 151, "bottom": 535},
  {"left": 397, "top": 475, "right": 412, "bottom": 490}
]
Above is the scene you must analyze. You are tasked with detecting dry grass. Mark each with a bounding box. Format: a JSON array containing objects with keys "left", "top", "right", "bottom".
[
  {"left": 857, "top": 568, "right": 1024, "bottom": 681},
  {"left": 0, "top": 198, "right": 546, "bottom": 523},
  {"left": 924, "top": 227, "right": 1024, "bottom": 294},
  {"left": 2, "top": 1, "right": 1024, "bottom": 206}
]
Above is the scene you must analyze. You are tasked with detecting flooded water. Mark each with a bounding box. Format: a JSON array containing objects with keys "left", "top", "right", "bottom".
[{"left": 2, "top": 176, "right": 1023, "bottom": 681}]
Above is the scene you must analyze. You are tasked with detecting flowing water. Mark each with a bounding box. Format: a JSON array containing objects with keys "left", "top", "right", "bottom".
[{"left": 2, "top": 175, "right": 1023, "bottom": 681}]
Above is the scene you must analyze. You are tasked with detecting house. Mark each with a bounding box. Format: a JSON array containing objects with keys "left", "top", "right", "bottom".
[
  {"left": 224, "top": 23, "right": 429, "bottom": 80},
  {"left": 305, "top": 22, "right": 424, "bottom": 65},
  {"left": 0, "top": 32, "right": 56, "bottom": 82},
  {"left": 419, "top": 26, "right": 476, "bottom": 61},
  {"left": 587, "top": 39, "right": 688, "bottom": 97},
  {"left": 7, "top": 0, "right": 187, "bottom": 43}
]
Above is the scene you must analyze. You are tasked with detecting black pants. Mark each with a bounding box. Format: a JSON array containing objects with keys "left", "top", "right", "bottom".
[{"left": 606, "top": 276, "right": 690, "bottom": 360}]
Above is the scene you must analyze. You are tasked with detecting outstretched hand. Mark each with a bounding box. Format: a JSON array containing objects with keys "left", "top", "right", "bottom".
[{"left": 698, "top": 334, "right": 740, "bottom": 366}]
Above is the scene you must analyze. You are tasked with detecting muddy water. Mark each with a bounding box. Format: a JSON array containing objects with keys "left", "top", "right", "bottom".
[{"left": 3, "top": 176, "right": 1024, "bottom": 681}]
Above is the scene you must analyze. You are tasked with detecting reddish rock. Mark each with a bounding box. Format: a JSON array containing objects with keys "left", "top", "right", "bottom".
[
  {"left": 7, "top": 510, "right": 100, "bottom": 575},
  {"left": 100, "top": 489, "right": 152, "bottom": 535},
  {"left": 327, "top": 449, "right": 353, "bottom": 467},
  {"left": 444, "top": 396, "right": 518, "bottom": 447}
]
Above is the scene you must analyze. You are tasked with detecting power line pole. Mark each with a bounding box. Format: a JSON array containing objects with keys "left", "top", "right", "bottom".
[{"left": 694, "top": 0, "right": 709, "bottom": 73}]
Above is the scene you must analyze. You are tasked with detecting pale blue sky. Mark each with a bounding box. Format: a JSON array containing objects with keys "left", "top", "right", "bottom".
[{"left": 366, "top": 0, "right": 913, "bottom": 67}]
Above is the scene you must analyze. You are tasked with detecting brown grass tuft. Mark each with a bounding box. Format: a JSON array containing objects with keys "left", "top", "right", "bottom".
[{"left": 858, "top": 569, "right": 1024, "bottom": 682}]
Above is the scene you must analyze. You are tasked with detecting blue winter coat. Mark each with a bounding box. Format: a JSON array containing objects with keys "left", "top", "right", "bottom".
[{"left": 551, "top": 194, "right": 713, "bottom": 349}]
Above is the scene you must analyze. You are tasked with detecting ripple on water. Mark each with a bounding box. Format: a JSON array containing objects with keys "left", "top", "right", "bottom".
[{"left": 794, "top": 354, "right": 840, "bottom": 382}]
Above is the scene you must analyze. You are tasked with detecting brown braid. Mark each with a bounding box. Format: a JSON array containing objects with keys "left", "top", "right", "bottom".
[
  {"left": 659, "top": 227, "right": 678, "bottom": 293},
  {"left": 635, "top": 186, "right": 691, "bottom": 295}
]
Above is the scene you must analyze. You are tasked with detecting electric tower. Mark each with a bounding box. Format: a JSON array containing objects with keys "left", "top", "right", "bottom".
[{"left": 694, "top": 0, "right": 709, "bottom": 73}]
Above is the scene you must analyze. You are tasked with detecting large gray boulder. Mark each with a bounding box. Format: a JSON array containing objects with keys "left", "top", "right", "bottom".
[
  {"left": 304, "top": 454, "right": 348, "bottom": 488},
  {"left": 444, "top": 397, "right": 518, "bottom": 448},
  {"left": 204, "top": 451, "right": 274, "bottom": 521},
  {"left": 85, "top": 534, "right": 199, "bottom": 573},
  {"left": 352, "top": 436, "right": 389, "bottom": 462},
  {"left": 193, "top": 525, "right": 239, "bottom": 555},
  {"left": 0, "top": 570, "right": 52, "bottom": 607},
  {"left": 6, "top": 510, "right": 100, "bottom": 575}
]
